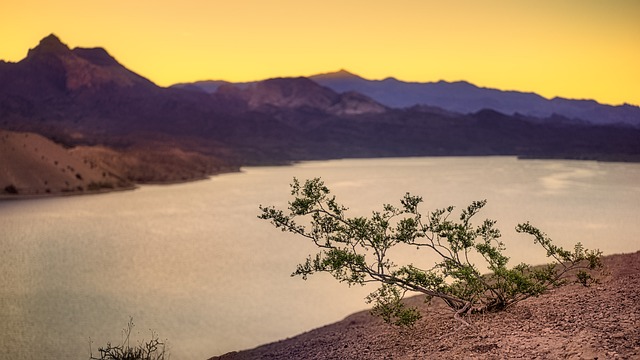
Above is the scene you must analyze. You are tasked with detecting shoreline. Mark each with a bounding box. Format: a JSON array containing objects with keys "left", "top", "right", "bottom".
[
  {"left": 0, "top": 184, "right": 139, "bottom": 201},
  {"left": 3, "top": 154, "right": 640, "bottom": 202},
  {"left": 0, "top": 167, "right": 242, "bottom": 201}
]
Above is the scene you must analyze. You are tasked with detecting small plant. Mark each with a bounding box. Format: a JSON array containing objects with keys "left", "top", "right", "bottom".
[
  {"left": 89, "top": 318, "right": 167, "bottom": 360},
  {"left": 259, "top": 178, "right": 602, "bottom": 326}
]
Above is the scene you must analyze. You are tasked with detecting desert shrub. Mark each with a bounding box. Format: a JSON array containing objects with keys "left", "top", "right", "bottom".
[
  {"left": 89, "top": 318, "right": 167, "bottom": 360},
  {"left": 259, "top": 178, "right": 602, "bottom": 326}
]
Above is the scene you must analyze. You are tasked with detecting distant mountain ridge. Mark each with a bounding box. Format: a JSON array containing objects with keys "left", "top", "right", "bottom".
[
  {"left": 309, "top": 70, "right": 640, "bottom": 126},
  {"left": 174, "top": 70, "right": 640, "bottom": 127},
  {"left": 215, "top": 77, "right": 387, "bottom": 116}
]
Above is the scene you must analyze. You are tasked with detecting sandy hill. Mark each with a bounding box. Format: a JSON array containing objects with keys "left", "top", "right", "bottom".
[
  {"left": 212, "top": 251, "right": 640, "bottom": 359},
  {"left": 0, "top": 130, "right": 132, "bottom": 198}
]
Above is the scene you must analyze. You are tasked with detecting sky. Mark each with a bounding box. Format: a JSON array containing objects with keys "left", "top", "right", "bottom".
[{"left": 1, "top": 0, "right": 639, "bottom": 106}]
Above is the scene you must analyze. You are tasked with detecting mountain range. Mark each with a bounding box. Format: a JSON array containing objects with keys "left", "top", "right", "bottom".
[
  {"left": 176, "top": 69, "right": 640, "bottom": 127},
  {"left": 312, "top": 70, "right": 640, "bottom": 126},
  {"left": 2, "top": 34, "right": 639, "bottom": 196}
]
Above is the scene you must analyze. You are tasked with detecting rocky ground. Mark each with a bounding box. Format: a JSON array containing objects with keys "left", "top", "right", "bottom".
[{"left": 212, "top": 251, "right": 640, "bottom": 359}]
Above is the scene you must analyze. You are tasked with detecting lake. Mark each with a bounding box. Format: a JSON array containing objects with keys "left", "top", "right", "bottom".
[{"left": 1, "top": 157, "right": 639, "bottom": 359}]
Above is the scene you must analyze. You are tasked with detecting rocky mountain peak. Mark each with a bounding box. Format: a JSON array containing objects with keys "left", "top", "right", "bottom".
[
  {"left": 246, "top": 77, "right": 340, "bottom": 109},
  {"left": 11, "top": 34, "right": 157, "bottom": 93},
  {"left": 26, "top": 33, "right": 71, "bottom": 58},
  {"left": 311, "top": 69, "right": 362, "bottom": 81}
]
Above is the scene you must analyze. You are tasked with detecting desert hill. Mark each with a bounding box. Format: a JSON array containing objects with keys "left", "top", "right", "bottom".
[
  {"left": 212, "top": 251, "right": 640, "bottom": 359},
  {"left": 0, "top": 129, "right": 132, "bottom": 197},
  {"left": 0, "top": 128, "right": 242, "bottom": 197}
]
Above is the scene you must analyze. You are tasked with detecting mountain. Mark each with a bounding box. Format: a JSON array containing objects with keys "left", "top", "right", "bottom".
[
  {"left": 1, "top": 35, "right": 639, "bottom": 196},
  {"left": 174, "top": 77, "right": 387, "bottom": 116},
  {"left": 1, "top": 34, "right": 155, "bottom": 98},
  {"left": 0, "top": 34, "right": 266, "bottom": 143},
  {"left": 216, "top": 77, "right": 386, "bottom": 116},
  {"left": 0, "top": 34, "right": 251, "bottom": 183},
  {"left": 309, "top": 70, "right": 640, "bottom": 127}
]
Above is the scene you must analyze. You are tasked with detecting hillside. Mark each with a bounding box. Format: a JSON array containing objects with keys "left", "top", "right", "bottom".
[
  {"left": 213, "top": 251, "right": 640, "bottom": 359},
  {"left": 0, "top": 129, "right": 132, "bottom": 197},
  {"left": 0, "top": 128, "right": 243, "bottom": 198}
]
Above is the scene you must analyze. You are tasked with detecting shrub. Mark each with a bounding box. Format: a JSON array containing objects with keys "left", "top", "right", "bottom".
[
  {"left": 89, "top": 318, "right": 167, "bottom": 360},
  {"left": 259, "top": 178, "right": 602, "bottom": 326}
]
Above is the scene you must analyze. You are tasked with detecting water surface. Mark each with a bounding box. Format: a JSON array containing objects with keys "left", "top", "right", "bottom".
[{"left": 1, "top": 157, "right": 639, "bottom": 359}]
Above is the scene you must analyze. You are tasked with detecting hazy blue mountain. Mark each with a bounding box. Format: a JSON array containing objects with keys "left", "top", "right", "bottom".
[{"left": 309, "top": 70, "right": 640, "bottom": 127}]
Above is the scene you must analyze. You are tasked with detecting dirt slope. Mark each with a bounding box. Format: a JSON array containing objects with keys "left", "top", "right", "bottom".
[
  {"left": 212, "top": 251, "right": 640, "bottom": 360},
  {"left": 0, "top": 130, "right": 132, "bottom": 198}
]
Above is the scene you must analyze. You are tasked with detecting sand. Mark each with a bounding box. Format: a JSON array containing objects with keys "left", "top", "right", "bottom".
[{"left": 0, "top": 129, "right": 132, "bottom": 198}]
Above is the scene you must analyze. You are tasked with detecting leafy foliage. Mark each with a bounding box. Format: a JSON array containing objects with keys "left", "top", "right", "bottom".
[{"left": 259, "top": 178, "right": 602, "bottom": 326}]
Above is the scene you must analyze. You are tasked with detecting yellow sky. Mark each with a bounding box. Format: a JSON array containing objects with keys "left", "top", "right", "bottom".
[{"left": 1, "top": 0, "right": 639, "bottom": 106}]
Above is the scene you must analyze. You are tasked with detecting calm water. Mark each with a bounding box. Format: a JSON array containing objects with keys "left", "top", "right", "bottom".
[{"left": 1, "top": 157, "right": 639, "bottom": 359}]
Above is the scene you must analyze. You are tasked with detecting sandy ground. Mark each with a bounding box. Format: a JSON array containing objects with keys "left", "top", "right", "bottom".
[
  {"left": 0, "top": 129, "right": 236, "bottom": 199},
  {"left": 212, "top": 251, "right": 640, "bottom": 359},
  {"left": 0, "top": 130, "right": 132, "bottom": 198}
]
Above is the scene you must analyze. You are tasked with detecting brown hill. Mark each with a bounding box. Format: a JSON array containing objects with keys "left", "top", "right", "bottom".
[
  {"left": 0, "top": 129, "right": 132, "bottom": 197},
  {"left": 0, "top": 129, "right": 239, "bottom": 198},
  {"left": 212, "top": 251, "right": 640, "bottom": 360},
  {"left": 72, "top": 140, "right": 239, "bottom": 184},
  {"left": 221, "top": 77, "right": 386, "bottom": 116}
]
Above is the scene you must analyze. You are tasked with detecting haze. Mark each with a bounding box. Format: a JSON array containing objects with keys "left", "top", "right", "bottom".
[{"left": 1, "top": 0, "right": 639, "bottom": 106}]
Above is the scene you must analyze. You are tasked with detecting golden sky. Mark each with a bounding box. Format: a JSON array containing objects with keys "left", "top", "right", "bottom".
[{"left": 2, "top": 0, "right": 639, "bottom": 106}]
